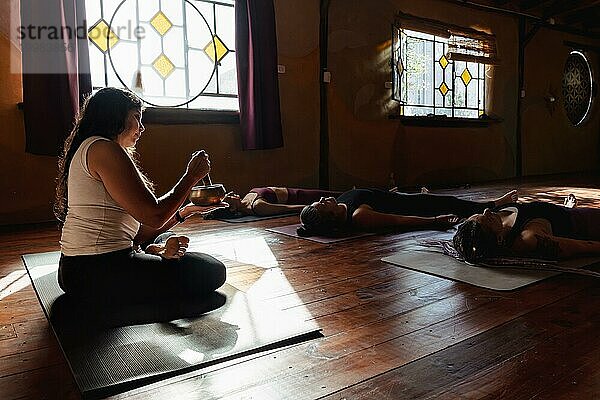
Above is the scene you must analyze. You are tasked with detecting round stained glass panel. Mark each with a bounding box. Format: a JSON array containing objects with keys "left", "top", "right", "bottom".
[{"left": 562, "top": 51, "right": 593, "bottom": 126}]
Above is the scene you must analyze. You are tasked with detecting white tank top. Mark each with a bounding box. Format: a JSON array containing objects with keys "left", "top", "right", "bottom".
[{"left": 60, "top": 136, "right": 140, "bottom": 256}]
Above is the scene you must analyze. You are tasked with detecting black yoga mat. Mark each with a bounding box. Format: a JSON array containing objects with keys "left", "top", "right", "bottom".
[
  {"left": 216, "top": 213, "right": 297, "bottom": 223},
  {"left": 267, "top": 223, "right": 375, "bottom": 243},
  {"left": 23, "top": 251, "right": 321, "bottom": 399}
]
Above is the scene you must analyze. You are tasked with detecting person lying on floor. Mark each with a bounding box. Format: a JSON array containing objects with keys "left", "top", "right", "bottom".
[
  {"left": 55, "top": 87, "right": 227, "bottom": 304},
  {"left": 452, "top": 194, "right": 600, "bottom": 262},
  {"left": 209, "top": 187, "right": 343, "bottom": 217},
  {"left": 297, "top": 188, "right": 518, "bottom": 236}
]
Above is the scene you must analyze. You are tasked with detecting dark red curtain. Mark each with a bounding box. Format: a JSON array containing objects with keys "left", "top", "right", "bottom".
[
  {"left": 21, "top": 0, "right": 92, "bottom": 156},
  {"left": 235, "top": 0, "right": 283, "bottom": 150}
]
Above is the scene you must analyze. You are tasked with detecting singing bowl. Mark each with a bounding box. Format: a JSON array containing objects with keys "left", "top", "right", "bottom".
[{"left": 189, "top": 184, "right": 227, "bottom": 206}]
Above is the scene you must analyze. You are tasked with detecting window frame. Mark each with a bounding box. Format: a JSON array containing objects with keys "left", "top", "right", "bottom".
[
  {"left": 86, "top": 0, "right": 240, "bottom": 125},
  {"left": 390, "top": 13, "right": 500, "bottom": 126},
  {"left": 392, "top": 26, "right": 487, "bottom": 120}
]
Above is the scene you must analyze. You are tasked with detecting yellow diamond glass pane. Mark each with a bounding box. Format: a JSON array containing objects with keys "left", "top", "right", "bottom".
[
  {"left": 397, "top": 60, "right": 404, "bottom": 76},
  {"left": 88, "top": 19, "right": 120, "bottom": 53},
  {"left": 151, "top": 11, "right": 173, "bottom": 36},
  {"left": 439, "top": 82, "right": 449, "bottom": 96},
  {"left": 153, "top": 54, "right": 175, "bottom": 79},
  {"left": 438, "top": 55, "right": 449, "bottom": 69},
  {"left": 203, "top": 35, "right": 229, "bottom": 63},
  {"left": 461, "top": 68, "right": 472, "bottom": 86}
]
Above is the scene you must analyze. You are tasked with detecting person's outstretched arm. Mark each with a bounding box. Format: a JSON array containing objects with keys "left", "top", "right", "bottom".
[
  {"left": 88, "top": 141, "right": 211, "bottom": 228},
  {"left": 251, "top": 199, "right": 305, "bottom": 216},
  {"left": 514, "top": 219, "right": 600, "bottom": 259},
  {"left": 352, "top": 206, "right": 458, "bottom": 231},
  {"left": 226, "top": 192, "right": 306, "bottom": 216}
]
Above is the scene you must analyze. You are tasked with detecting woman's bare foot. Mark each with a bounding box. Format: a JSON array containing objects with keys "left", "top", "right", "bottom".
[
  {"left": 420, "top": 186, "right": 430, "bottom": 194},
  {"left": 564, "top": 194, "right": 577, "bottom": 209},
  {"left": 494, "top": 190, "right": 518, "bottom": 207}
]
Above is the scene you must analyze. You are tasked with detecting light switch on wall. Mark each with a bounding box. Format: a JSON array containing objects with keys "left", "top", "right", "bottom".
[{"left": 277, "top": 64, "right": 286, "bottom": 74}]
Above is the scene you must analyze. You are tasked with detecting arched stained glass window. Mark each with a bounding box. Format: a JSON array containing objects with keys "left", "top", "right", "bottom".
[{"left": 85, "top": 0, "right": 238, "bottom": 110}]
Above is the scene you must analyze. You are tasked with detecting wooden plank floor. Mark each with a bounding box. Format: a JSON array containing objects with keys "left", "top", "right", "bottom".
[{"left": 1, "top": 175, "right": 600, "bottom": 400}]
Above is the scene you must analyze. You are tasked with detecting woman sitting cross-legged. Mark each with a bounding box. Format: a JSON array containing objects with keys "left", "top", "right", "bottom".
[
  {"left": 452, "top": 196, "right": 600, "bottom": 262},
  {"left": 55, "top": 88, "right": 228, "bottom": 304},
  {"left": 297, "top": 188, "right": 518, "bottom": 236}
]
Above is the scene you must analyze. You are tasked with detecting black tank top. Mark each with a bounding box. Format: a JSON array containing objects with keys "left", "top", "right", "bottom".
[{"left": 502, "top": 202, "right": 573, "bottom": 242}]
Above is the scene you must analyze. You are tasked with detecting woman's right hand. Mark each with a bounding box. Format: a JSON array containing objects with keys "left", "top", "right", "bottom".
[
  {"left": 223, "top": 192, "right": 242, "bottom": 211},
  {"left": 185, "top": 150, "right": 211, "bottom": 182},
  {"left": 433, "top": 214, "right": 460, "bottom": 230}
]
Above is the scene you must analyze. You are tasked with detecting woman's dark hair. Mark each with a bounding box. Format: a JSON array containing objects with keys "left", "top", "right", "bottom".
[
  {"left": 296, "top": 204, "right": 338, "bottom": 237},
  {"left": 54, "top": 88, "right": 144, "bottom": 223},
  {"left": 452, "top": 220, "right": 499, "bottom": 263}
]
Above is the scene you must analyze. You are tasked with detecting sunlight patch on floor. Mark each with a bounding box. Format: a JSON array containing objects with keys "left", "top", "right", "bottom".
[
  {"left": 0, "top": 270, "right": 29, "bottom": 301},
  {"left": 190, "top": 236, "right": 279, "bottom": 269},
  {"left": 244, "top": 269, "right": 315, "bottom": 322}
]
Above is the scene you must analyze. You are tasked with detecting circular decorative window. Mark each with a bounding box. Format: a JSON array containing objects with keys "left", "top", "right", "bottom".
[{"left": 562, "top": 51, "right": 593, "bottom": 126}]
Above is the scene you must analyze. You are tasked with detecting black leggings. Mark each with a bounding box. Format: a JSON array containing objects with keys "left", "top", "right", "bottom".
[
  {"left": 58, "top": 248, "right": 226, "bottom": 304},
  {"left": 390, "top": 193, "right": 495, "bottom": 218}
]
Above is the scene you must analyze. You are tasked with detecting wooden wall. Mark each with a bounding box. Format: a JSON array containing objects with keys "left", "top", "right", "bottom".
[
  {"left": 325, "top": 0, "right": 599, "bottom": 189},
  {"left": 521, "top": 28, "right": 600, "bottom": 175},
  {"left": 0, "top": 0, "right": 599, "bottom": 225}
]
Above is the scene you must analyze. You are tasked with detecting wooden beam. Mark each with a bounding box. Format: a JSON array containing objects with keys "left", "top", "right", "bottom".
[
  {"left": 543, "top": 0, "right": 600, "bottom": 18},
  {"left": 519, "top": 0, "right": 555, "bottom": 11},
  {"left": 318, "top": 0, "right": 330, "bottom": 189},
  {"left": 561, "top": 2, "right": 600, "bottom": 23}
]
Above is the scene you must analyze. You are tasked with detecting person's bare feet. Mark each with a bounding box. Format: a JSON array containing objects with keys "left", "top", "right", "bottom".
[
  {"left": 421, "top": 186, "right": 430, "bottom": 194},
  {"left": 564, "top": 194, "right": 577, "bottom": 209},
  {"left": 494, "top": 190, "right": 518, "bottom": 207}
]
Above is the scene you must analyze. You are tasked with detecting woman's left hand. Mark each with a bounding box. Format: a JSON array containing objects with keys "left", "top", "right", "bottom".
[
  {"left": 179, "top": 202, "right": 229, "bottom": 219},
  {"left": 160, "top": 235, "right": 190, "bottom": 259}
]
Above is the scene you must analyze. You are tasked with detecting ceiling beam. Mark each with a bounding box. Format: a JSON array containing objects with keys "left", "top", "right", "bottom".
[
  {"left": 543, "top": 0, "right": 600, "bottom": 18},
  {"left": 441, "top": 0, "right": 600, "bottom": 38},
  {"left": 562, "top": 6, "right": 600, "bottom": 24},
  {"left": 519, "top": 0, "right": 555, "bottom": 11}
]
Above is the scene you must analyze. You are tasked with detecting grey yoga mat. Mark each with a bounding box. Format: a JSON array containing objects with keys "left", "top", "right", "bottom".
[
  {"left": 382, "top": 231, "right": 600, "bottom": 291},
  {"left": 22, "top": 251, "right": 321, "bottom": 399}
]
